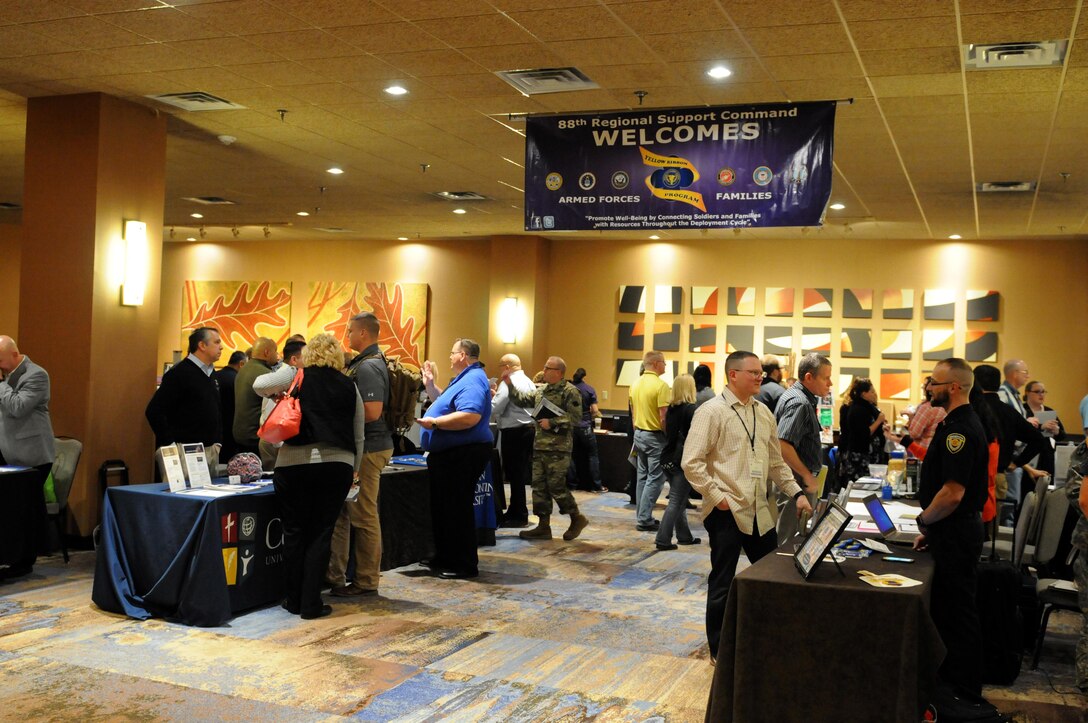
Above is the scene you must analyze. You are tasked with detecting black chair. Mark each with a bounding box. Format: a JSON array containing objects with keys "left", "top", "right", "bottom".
[{"left": 47, "top": 437, "right": 83, "bottom": 563}]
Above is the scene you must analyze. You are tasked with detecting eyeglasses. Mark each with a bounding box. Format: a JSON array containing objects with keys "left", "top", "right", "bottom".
[
  {"left": 735, "top": 369, "right": 763, "bottom": 378},
  {"left": 927, "top": 380, "right": 955, "bottom": 387},
  {"left": 449, "top": 350, "right": 464, "bottom": 357},
  {"left": 1030, "top": 389, "right": 1047, "bottom": 394},
  {"left": 543, "top": 366, "right": 561, "bottom": 371}
]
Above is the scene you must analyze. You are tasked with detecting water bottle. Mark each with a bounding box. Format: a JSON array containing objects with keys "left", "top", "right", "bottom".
[{"left": 886, "top": 450, "right": 906, "bottom": 498}]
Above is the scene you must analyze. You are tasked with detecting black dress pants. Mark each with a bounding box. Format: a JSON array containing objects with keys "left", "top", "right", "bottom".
[
  {"left": 273, "top": 461, "right": 353, "bottom": 616},
  {"left": 427, "top": 442, "right": 492, "bottom": 575},
  {"left": 928, "top": 514, "right": 985, "bottom": 695},
  {"left": 704, "top": 507, "right": 777, "bottom": 658},
  {"left": 499, "top": 425, "right": 534, "bottom": 521}
]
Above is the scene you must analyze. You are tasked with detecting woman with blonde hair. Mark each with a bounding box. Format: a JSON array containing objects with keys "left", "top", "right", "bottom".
[
  {"left": 274, "top": 333, "right": 365, "bottom": 619},
  {"left": 656, "top": 373, "right": 701, "bottom": 550}
]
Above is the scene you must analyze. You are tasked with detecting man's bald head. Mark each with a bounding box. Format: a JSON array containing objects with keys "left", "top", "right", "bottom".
[
  {"left": 0, "top": 335, "right": 23, "bottom": 375},
  {"left": 251, "top": 337, "right": 278, "bottom": 363},
  {"left": 500, "top": 353, "right": 522, "bottom": 371}
]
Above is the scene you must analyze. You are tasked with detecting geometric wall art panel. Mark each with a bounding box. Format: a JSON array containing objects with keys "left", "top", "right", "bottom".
[
  {"left": 307, "top": 282, "right": 428, "bottom": 370},
  {"left": 880, "top": 368, "right": 911, "bottom": 400},
  {"left": 615, "top": 358, "right": 642, "bottom": 386},
  {"left": 764, "top": 326, "right": 793, "bottom": 355},
  {"left": 883, "top": 288, "right": 914, "bottom": 319},
  {"left": 840, "top": 328, "right": 871, "bottom": 358},
  {"left": 923, "top": 288, "right": 956, "bottom": 321},
  {"left": 653, "top": 323, "right": 681, "bottom": 351},
  {"left": 842, "top": 288, "right": 873, "bottom": 318},
  {"left": 966, "top": 290, "right": 1000, "bottom": 321},
  {"left": 184, "top": 280, "right": 292, "bottom": 369},
  {"left": 881, "top": 329, "right": 913, "bottom": 360},
  {"left": 802, "top": 288, "right": 833, "bottom": 317},
  {"left": 726, "top": 325, "right": 755, "bottom": 354},
  {"left": 689, "top": 324, "right": 717, "bottom": 353},
  {"left": 839, "top": 366, "right": 871, "bottom": 397},
  {"left": 692, "top": 286, "right": 719, "bottom": 315},
  {"left": 965, "top": 331, "right": 998, "bottom": 362},
  {"left": 618, "top": 285, "right": 646, "bottom": 313},
  {"left": 617, "top": 321, "right": 646, "bottom": 351},
  {"left": 727, "top": 287, "right": 755, "bottom": 316},
  {"left": 687, "top": 361, "right": 716, "bottom": 379},
  {"left": 801, "top": 327, "right": 832, "bottom": 354},
  {"left": 922, "top": 328, "right": 955, "bottom": 362},
  {"left": 655, "top": 285, "right": 682, "bottom": 314},
  {"left": 765, "top": 287, "right": 795, "bottom": 316}
]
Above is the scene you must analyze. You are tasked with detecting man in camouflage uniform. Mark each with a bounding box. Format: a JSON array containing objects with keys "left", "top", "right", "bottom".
[
  {"left": 1066, "top": 442, "right": 1088, "bottom": 692},
  {"left": 506, "top": 355, "right": 589, "bottom": 541}
]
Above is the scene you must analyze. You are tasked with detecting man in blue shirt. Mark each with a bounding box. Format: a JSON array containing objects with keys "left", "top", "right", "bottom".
[{"left": 417, "top": 338, "right": 493, "bottom": 579}]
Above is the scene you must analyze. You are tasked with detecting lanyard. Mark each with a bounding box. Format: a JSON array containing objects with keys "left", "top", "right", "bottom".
[{"left": 732, "top": 403, "right": 756, "bottom": 451}]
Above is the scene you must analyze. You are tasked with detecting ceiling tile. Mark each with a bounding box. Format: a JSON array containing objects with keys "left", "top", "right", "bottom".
[
  {"left": 837, "top": 1, "right": 953, "bottom": 22},
  {"left": 165, "top": 37, "right": 282, "bottom": 66},
  {"left": 0, "top": 0, "right": 86, "bottom": 23},
  {"left": 779, "top": 78, "right": 871, "bottom": 102},
  {"left": 860, "top": 46, "right": 959, "bottom": 76},
  {"left": 99, "top": 7, "right": 224, "bottom": 42},
  {"left": 178, "top": 0, "right": 312, "bottom": 36},
  {"left": 245, "top": 30, "right": 368, "bottom": 60},
  {"left": 639, "top": 29, "right": 753, "bottom": 62},
  {"left": 847, "top": 17, "right": 958, "bottom": 51},
  {"left": 959, "top": 10, "right": 1075, "bottom": 45},
  {"left": 412, "top": 15, "right": 538, "bottom": 48},
  {"left": 760, "top": 53, "right": 862, "bottom": 81},
  {"left": 547, "top": 37, "right": 655, "bottom": 66},
  {"left": 383, "top": 0, "right": 493, "bottom": 21},
  {"left": 328, "top": 22, "right": 447, "bottom": 54},
  {"left": 0, "top": 24, "right": 76, "bottom": 57},
  {"left": 26, "top": 15, "right": 152, "bottom": 49},
  {"left": 724, "top": 0, "right": 839, "bottom": 27},
  {"left": 869, "top": 73, "right": 962, "bottom": 97},
  {"left": 155, "top": 66, "right": 262, "bottom": 93},
  {"left": 378, "top": 49, "right": 487, "bottom": 77},
  {"left": 610, "top": 0, "right": 730, "bottom": 33},
  {"left": 231, "top": 61, "right": 329, "bottom": 86},
  {"left": 508, "top": 6, "right": 632, "bottom": 42},
  {"left": 421, "top": 73, "right": 517, "bottom": 99},
  {"left": 671, "top": 57, "right": 771, "bottom": 85},
  {"left": 264, "top": 0, "right": 400, "bottom": 28},
  {"left": 970, "top": 91, "right": 1057, "bottom": 114},
  {"left": 86, "top": 72, "right": 174, "bottom": 95},
  {"left": 965, "top": 68, "right": 1061, "bottom": 95},
  {"left": 298, "top": 55, "right": 402, "bottom": 83},
  {"left": 283, "top": 82, "right": 373, "bottom": 106},
  {"left": 458, "top": 43, "right": 565, "bottom": 72},
  {"left": 579, "top": 63, "right": 681, "bottom": 88},
  {"left": 743, "top": 24, "right": 853, "bottom": 57}
]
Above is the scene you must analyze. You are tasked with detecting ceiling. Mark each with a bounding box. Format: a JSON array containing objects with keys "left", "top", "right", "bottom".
[{"left": 1, "top": 0, "right": 1087, "bottom": 244}]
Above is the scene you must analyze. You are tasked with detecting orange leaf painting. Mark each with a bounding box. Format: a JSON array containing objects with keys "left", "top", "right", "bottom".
[
  {"left": 182, "top": 281, "right": 293, "bottom": 361},
  {"left": 308, "top": 282, "right": 428, "bottom": 371}
]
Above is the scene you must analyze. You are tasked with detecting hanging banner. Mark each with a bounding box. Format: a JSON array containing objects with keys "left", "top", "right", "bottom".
[{"left": 524, "top": 101, "right": 835, "bottom": 231}]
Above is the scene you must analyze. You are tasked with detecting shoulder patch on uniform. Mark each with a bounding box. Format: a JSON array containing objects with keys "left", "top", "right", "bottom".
[{"left": 946, "top": 433, "right": 966, "bottom": 454}]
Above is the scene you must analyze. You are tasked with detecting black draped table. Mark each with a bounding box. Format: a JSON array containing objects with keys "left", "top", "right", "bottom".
[
  {"left": 0, "top": 466, "right": 47, "bottom": 568},
  {"left": 707, "top": 542, "right": 945, "bottom": 723},
  {"left": 92, "top": 465, "right": 430, "bottom": 627}
]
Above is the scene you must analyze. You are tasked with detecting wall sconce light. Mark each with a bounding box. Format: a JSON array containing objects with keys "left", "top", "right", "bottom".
[
  {"left": 122, "top": 219, "right": 148, "bottom": 306},
  {"left": 498, "top": 296, "right": 522, "bottom": 344}
]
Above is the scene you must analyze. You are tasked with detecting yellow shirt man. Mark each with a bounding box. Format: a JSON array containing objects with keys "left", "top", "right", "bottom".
[{"left": 629, "top": 351, "right": 671, "bottom": 530}]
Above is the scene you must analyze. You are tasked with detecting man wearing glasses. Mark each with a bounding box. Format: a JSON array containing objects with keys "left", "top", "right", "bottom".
[
  {"left": 491, "top": 354, "right": 536, "bottom": 527},
  {"left": 505, "top": 356, "right": 589, "bottom": 541},
  {"left": 914, "top": 358, "right": 989, "bottom": 697}
]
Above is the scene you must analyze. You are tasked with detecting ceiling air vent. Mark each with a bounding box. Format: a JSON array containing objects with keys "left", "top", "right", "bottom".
[
  {"left": 432, "top": 191, "right": 487, "bottom": 201},
  {"left": 314, "top": 227, "right": 353, "bottom": 233},
  {"left": 182, "top": 196, "right": 237, "bottom": 205},
  {"left": 495, "top": 67, "right": 599, "bottom": 95},
  {"left": 147, "top": 92, "right": 247, "bottom": 112},
  {"left": 976, "top": 181, "right": 1037, "bottom": 193},
  {"left": 0, "top": 202, "right": 20, "bottom": 210},
  {"left": 964, "top": 41, "right": 1067, "bottom": 70}
]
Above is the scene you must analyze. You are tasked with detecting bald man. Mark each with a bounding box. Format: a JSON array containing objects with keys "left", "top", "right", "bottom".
[
  {"left": 232, "top": 337, "right": 279, "bottom": 457},
  {"left": 492, "top": 353, "right": 537, "bottom": 527},
  {"left": 0, "top": 335, "right": 56, "bottom": 580}
]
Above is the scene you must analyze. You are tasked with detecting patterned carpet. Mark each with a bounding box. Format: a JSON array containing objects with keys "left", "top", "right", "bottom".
[{"left": 0, "top": 489, "right": 1084, "bottom": 722}]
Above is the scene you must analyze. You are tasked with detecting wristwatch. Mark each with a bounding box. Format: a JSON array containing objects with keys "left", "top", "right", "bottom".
[{"left": 432, "top": 419, "right": 440, "bottom": 430}]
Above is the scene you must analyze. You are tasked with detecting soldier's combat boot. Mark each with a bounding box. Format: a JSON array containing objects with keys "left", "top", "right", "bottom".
[
  {"left": 519, "top": 515, "right": 552, "bottom": 539},
  {"left": 563, "top": 512, "right": 589, "bottom": 541}
]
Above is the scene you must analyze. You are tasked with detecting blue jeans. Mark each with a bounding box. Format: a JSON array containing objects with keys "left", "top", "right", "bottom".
[
  {"left": 656, "top": 467, "right": 694, "bottom": 545},
  {"left": 1002, "top": 466, "right": 1023, "bottom": 525},
  {"left": 634, "top": 429, "right": 666, "bottom": 527}
]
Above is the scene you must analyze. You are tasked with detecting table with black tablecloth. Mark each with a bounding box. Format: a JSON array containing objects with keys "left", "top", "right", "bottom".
[
  {"left": 0, "top": 466, "right": 47, "bottom": 568},
  {"left": 92, "top": 465, "right": 431, "bottom": 626},
  {"left": 707, "top": 542, "right": 945, "bottom": 723}
]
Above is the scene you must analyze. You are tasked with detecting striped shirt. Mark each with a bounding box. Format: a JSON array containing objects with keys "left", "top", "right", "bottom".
[
  {"left": 997, "top": 382, "right": 1026, "bottom": 417},
  {"left": 908, "top": 401, "right": 946, "bottom": 448},
  {"left": 682, "top": 388, "right": 801, "bottom": 535},
  {"left": 774, "top": 383, "right": 823, "bottom": 476}
]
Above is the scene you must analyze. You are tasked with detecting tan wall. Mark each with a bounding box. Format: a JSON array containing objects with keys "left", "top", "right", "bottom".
[
  {"left": 0, "top": 223, "right": 19, "bottom": 336},
  {"left": 544, "top": 237, "right": 1088, "bottom": 426},
  {"left": 160, "top": 239, "right": 493, "bottom": 389}
]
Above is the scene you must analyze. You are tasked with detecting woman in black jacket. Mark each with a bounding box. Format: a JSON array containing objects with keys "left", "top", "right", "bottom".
[
  {"left": 655, "top": 374, "right": 701, "bottom": 550},
  {"left": 837, "top": 378, "right": 887, "bottom": 483},
  {"left": 273, "top": 333, "right": 364, "bottom": 620}
]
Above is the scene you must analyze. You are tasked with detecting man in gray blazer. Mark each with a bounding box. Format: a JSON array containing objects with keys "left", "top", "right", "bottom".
[{"left": 0, "top": 335, "right": 56, "bottom": 580}]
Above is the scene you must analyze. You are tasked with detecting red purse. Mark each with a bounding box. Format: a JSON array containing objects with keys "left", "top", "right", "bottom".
[{"left": 258, "top": 369, "right": 303, "bottom": 444}]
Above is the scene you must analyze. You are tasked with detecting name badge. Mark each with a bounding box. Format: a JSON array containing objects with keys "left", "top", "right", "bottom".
[{"left": 750, "top": 458, "right": 764, "bottom": 480}]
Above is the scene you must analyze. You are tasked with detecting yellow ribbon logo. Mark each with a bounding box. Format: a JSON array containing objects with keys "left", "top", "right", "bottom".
[{"left": 640, "top": 147, "right": 706, "bottom": 212}]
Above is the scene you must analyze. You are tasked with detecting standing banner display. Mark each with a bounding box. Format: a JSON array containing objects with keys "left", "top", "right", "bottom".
[{"left": 525, "top": 101, "right": 835, "bottom": 231}]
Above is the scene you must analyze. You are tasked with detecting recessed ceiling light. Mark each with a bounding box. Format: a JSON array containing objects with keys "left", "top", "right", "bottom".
[
  {"left": 384, "top": 85, "right": 408, "bottom": 96},
  {"left": 186, "top": 237, "right": 196, "bottom": 242},
  {"left": 829, "top": 203, "right": 845, "bottom": 210},
  {"left": 948, "top": 234, "right": 962, "bottom": 239},
  {"left": 649, "top": 235, "right": 660, "bottom": 240},
  {"left": 190, "top": 212, "right": 203, "bottom": 218},
  {"left": 397, "top": 236, "right": 409, "bottom": 241},
  {"left": 707, "top": 65, "right": 732, "bottom": 79},
  {"left": 452, "top": 208, "right": 467, "bottom": 214},
  {"left": 327, "top": 167, "right": 344, "bottom": 175},
  {"left": 296, "top": 211, "right": 310, "bottom": 216}
]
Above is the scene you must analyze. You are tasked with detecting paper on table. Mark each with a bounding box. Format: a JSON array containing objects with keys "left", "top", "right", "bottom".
[
  {"left": 174, "top": 487, "right": 239, "bottom": 498},
  {"left": 858, "top": 570, "right": 922, "bottom": 588},
  {"left": 859, "top": 538, "right": 893, "bottom": 554}
]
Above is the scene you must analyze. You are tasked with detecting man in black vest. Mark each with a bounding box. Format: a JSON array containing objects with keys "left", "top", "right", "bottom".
[{"left": 146, "top": 328, "right": 223, "bottom": 451}]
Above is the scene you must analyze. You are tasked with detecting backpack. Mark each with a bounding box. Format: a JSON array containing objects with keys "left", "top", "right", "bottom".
[{"left": 353, "top": 352, "right": 422, "bottom": 434}]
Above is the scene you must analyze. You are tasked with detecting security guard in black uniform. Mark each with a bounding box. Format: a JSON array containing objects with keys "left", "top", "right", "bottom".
[{"left": 914, "top": 357, "right": 989, "bottom": 696}]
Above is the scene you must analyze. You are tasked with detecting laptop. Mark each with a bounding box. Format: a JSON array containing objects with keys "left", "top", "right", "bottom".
[{"left": 861, "top": 494, "right": 918, "bottom": 545}]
